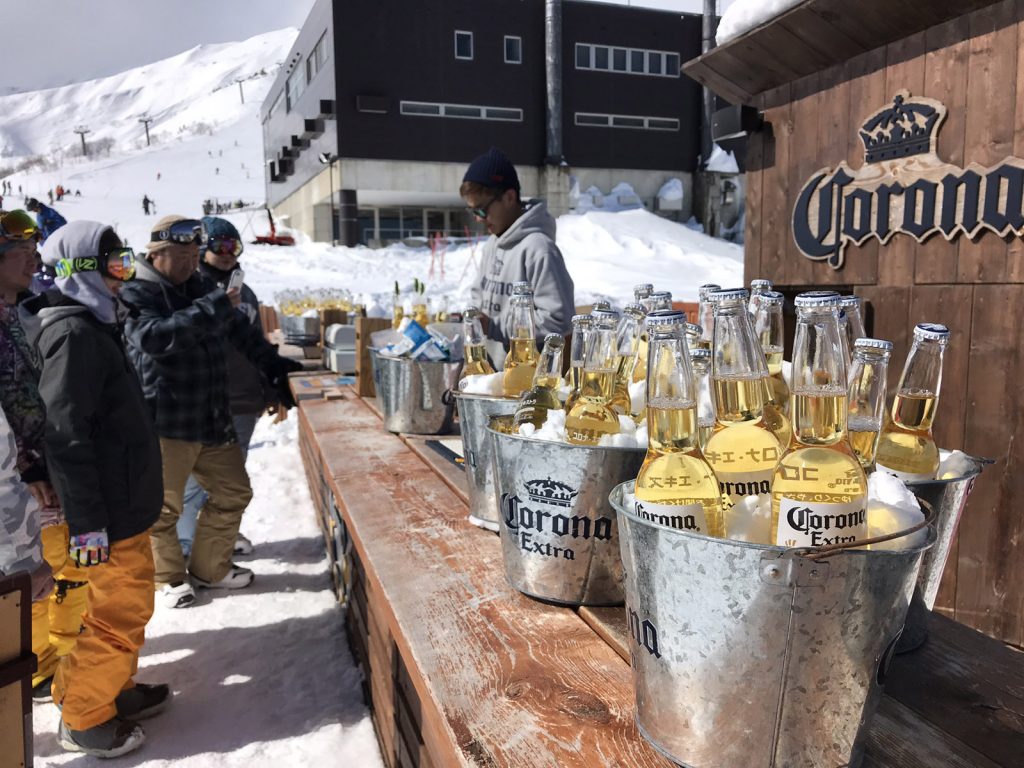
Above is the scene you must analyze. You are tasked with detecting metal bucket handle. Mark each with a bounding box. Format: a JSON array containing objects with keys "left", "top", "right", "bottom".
[
  {"left": 794, "top": 498, "right": 936, "bottom": 562},
  {"left": 441, "top": 388, "right": 457, "bottom": 407}
]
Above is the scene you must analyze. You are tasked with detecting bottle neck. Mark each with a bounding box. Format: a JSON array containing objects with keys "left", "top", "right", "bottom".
[
  {"left": 713, "top": 301, "right": 769, "bottom": 379},
  {"left": 647, "top": 332, "right": 694, "bottom": 404},
  {"left": 848, "top": 352, "right": 889, "bottom": 425},
  {"left": 509, "top": 299, "right": 537, "bottom": 340},
  {"left": 532, "top": 342, "right": 563, "bottom": 388},
  {"left": 791, "top": 307, "right": 847, "bottom": 444},
  {"left": 898, "top": 340, "right": 946, "bottom": 399}
]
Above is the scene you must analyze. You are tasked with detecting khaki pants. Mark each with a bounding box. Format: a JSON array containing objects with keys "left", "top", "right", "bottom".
[
  {"left": 53, "top": 531, "right": 154, "bottom": 730},
  {"left": 151, "top": 437, "right": 252, "bottom": 586},
  {"left": 32, "top": 523, "right": 90, "bottom": 687}
]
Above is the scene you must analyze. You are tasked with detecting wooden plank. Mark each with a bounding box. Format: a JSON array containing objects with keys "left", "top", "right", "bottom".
[
  {"left": 879, "top": 31, "right": 927, "bottom": 286},
  {"left": 356, "top": 317, "right": 392, "bottom": 397},
  {"left": 958, "top": 0, "right": 1019, "bottom": 283},
  {"left": 362, "top": 396, "right": 384, "bottom": 421},
  {"left": 1006, "top": 0, "right": 1024, "bottom": 283},
  {"left": 401, "top": 436, "right": 469, "bottom": 507},
  {"left": 849, "top": 286, "right": 913, "bottom": 393},
  {"left": 914, "top": 16, "right": 971, "bottom": 284},
  {"left": 782, "top": 72, "right": 821, "bottom": 286},
  {"left": 778, "top": 9, "right": 864, "bottom": 65},
  {"left": 956, "top": 284, "right": 1024, "bottom": 645},
  {"left": 758, "top": 83, "right": 793, "bottom": 284},
  {"left": 578, "top": 607, "right": 629, "bottom": 663},
  {"left": 312, "top": 394, "right": 671, "bottom": 767},
  {"left": 883, "top": 613, "right": 1024, "bottom": 767}
]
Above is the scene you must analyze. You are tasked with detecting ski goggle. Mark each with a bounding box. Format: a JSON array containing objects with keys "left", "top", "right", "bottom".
[
  {"left": 151, "top": 219, "right": 202, "bottom": 245},
  {"left": 54, "top": 247, "right": 136, "bottom": 282},
  {"left": 205, "top": 236, "right": 243, "bottom": 257},
  {"left": 0, "top": 209, "right": 39, "bottom": 241}
]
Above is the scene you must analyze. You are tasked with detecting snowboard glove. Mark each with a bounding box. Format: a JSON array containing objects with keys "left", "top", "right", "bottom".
[
  {"left": 267, "top": 356, "right": 303, "bottom": 410},
  {"left": 68, "top": 530, "right": 110, "bottom": 567}
]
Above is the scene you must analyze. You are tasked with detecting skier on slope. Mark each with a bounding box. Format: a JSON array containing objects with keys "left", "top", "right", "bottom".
[{"left": 25, "top": 198, "right": 67, "bottom": 242}]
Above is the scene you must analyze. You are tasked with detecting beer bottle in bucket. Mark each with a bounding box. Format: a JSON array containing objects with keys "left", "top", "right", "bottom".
[
  {"left": 704, "top": 288, "right": 782, "bottom": 522},
  {"left": 635, "top": 310, "right": 725, "bottom": 538},
  {"left": 840, "top": 295, "right": 867, "bottom": 362},
  {"left": 696, "top": 283, "right": 721, "bottom": 351},
  {"left": 610, "top": 304, "right": 645, "bottom": 417},
  {"left": 513, "top": 334, "right": 565, "bottom": 429},
  {"left": 754, "top": 290, "right": 790, "bottom": 416},
  {"left": 689, "top": 347, "right": 715, "bottom": 450},
  {"left": 566, "top": 309, "right": 621, "bottom": 445},
  {"left": 502, "top": 283, "right": 539, "bottom": 397},
  {"left": 684, "top": 322, "right": 703, "bottom": 351},
  {"left": 461, "top": 307, "right": 495, "bottom": 377},
  {"left": 847, "top": 338, "right": 893, "bottom": 471},
  {"left": 875, "top": 323, "right": 950, "bottom": 481},
  {"left": 771, "top": 291, "right": 868, "bottom": 548},
  {"left": 565, "top": 314, "right": 593, "bottom": 412},
  {"left": 748, "top": 278, "right": 773, "bottom": 315}
]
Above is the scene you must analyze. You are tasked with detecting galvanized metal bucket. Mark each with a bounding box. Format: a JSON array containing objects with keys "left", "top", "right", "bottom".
[
  {"left": 454, "top": 393, "right": 519, "bottom": 532},
  {"left": 897, "top": 452, "right": 990, "bottom": 652},
  {"left": 371, "top": 351, "right": 462, "bottom": 435},
  {"left": 488, "top": 415, "right": 645, "bottom": 606},
  {"left": 280, "top": 314, "right": 320, "bottom": 347},
  {"left": 610, "top": 481, "right": 935, "bottom": 768}
]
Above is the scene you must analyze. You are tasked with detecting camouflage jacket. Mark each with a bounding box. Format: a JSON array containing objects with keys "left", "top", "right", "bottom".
[
  {"left": 0, "top": 405, "right": 46, "bottom": 592},
  {"left": 0, "top": 297, "right": 48, "bottom": 483}
]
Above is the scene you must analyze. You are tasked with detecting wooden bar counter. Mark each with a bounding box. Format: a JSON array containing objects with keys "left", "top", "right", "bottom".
[{"left": 293, "top": 382, "right": 1023, "bottom": 768}]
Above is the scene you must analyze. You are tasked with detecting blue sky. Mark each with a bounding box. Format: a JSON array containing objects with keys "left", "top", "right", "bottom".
[{"left": 2, "top": 0, "right": 728, "bottom": 91}]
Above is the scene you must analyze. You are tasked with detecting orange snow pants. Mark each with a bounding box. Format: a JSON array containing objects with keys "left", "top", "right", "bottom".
[{"left": 53, "top": 531, "right": 155, "bottom": 730}]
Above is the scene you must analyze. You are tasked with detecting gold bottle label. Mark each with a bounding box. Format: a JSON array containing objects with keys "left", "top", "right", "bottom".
[{"left": 775, "top": 496, "right": 867, "bottom": 547}]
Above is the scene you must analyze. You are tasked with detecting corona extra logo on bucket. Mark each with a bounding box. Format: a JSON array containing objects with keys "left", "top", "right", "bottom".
[
  {"left": 793, "top": 90, "right": 1024, "bottom": 269},
  {"left": 501, "top": 478, "right": 611, "bottom": 561}
]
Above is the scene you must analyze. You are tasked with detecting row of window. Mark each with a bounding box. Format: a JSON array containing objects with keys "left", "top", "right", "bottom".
[
  {"left": 455, "top": 31, "right": 522, "bottom": 64},
  {"left": 398, "top": 101, "right": 679, "bottom": 131},
  {"left": 284, "top": 30, "right": 332, "bottom": 113}
]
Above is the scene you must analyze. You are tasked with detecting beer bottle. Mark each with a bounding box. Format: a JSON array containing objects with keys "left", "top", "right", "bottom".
[
  {"left": 391, "top": 280, "right": 404, "bottom": 330},
  {"left": 696, "top": 283, "right": 722, "bottom": 350},
  {"left": 754, "top": 290, "right": 790, "bottom": 416},
  {"left": 566, "top": 309, "right": 621, "bottom": 445},
  {"left": 635, "top": 310, "right": 724, "bottom": 538},
  {"left": 840, "top": 295, "right": 867, "bottom": 362},
  {"left": 689, "top": 347, "right": 715, "bottom": 450},
  {"left": 513, "top": 334, "right": 565, "bottom": 429},
  {"left": 685, "top": 322, "right": 703, "bottom": 351},
  {"left": 703, "top": 288, "right": 783, "bottom": 516},
  {"left": 874, "top": 323, "right": 950, "bottom": 481},
  {"left": 502, "top": 284, "right": 539, "bottom": 397},
  {"left": 771, "top": 291, "right": 867, "bottom": 547},
  {"left": 847, "top": 338, "right": 893, "bottom": 471},
  {"left": 461, "top": 307, "right": 495, "bottom": 377},
  {"left": 611, "top": 304, "right": 645, "bottom": 416},
  {"left": 565, "top": 314, "right": 593, "bottom": 412},
  {"left": 748, "top": 278, "right": 773, "bottom": 315}
]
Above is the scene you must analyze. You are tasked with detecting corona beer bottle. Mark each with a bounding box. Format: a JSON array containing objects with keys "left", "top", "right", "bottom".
[
  {"left": 611, "top": 304, "right": 645, "bottom": 416},
  {"left": 391, "top": 281, "right": 404, "bottom": 330},
  {"left": 685, "top": 322, "right": 703, "bottom": 350},
  {"left": 565, "top": 314, "right": 593, "bottom": 412},
  {"left": 875, "top": 323, "right": 949, "bottom": 481},
  {"left": 513, "top": 334, "right": 565, "bottom": 429},
  {"left": 754, "top": 291, "right": 790, "bottom": 417},
  {"left": 771, "top": 291, "right": 867, "bottom": 547},
  {"left": 460, "top": 307, "right": 495, "bottom": 378},
  {"left": 635, "top": 310, "right": 724, "bottom": 538},
  {"left": 566, "top": 309, "right": 621, "bottom": 445},
  {"left": 847, "top": 338, "right": 893, "bottom": 471},
  {"left": 748, "top": 278, "right": 773, "bottom": 315},
  {"left": 696, "top": 283, "right": 721, "bottom": 350},
  {"left": 690, "top": 347, "right": 715, "bottom": 450},
  {"left": 502, "top": 285, "right": 539, "bottom": 397},
  {"left": 703, "top": 288, "right": 783, "bottom": 518},
  {"left": 840, "top": 295, "right": 867, "bottom": 363}
]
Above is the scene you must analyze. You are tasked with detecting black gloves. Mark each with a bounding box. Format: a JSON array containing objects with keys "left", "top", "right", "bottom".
[{"left": 266, "top": 355, "right": 303, "bottom": 410}]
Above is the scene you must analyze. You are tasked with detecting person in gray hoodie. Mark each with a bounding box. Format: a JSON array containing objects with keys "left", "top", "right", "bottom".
[{"left": 461, "top": 147, "right": 574, "bottom": 350}]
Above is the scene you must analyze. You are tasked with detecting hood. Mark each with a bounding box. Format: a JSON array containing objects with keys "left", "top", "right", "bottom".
[
  {"left": 495, "top": 200, "right": 556, "bottom": 250},
  {"left": 39, "top": 220, "right": 119, "bottom": 325},
  {"left": 19, "top": 289, "right": 91, "bottom": 345}
]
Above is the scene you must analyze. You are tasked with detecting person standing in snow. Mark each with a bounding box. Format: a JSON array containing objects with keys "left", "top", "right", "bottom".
[
  {"left": 26, "top": 198, "right": 67, "bottom": 243},
  {"left": 22, "top": 221, "right": 168, "bottom": 757},
  {"left": 460, "top": 147, "right": 574, "bottom": 351},
  {"left": 142, "top": 195, "right": 151, "bottom": 215},
  {"left": 0, "top": 209, "right": 90, "bottom": 703},
  {"left": 176, "top": 216, "right": 299, "bottom": 559}
]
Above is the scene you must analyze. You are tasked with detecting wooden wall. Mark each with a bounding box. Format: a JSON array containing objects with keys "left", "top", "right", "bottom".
[{"left": 744, "top": 0, "right": 1024, "bottom": 646}]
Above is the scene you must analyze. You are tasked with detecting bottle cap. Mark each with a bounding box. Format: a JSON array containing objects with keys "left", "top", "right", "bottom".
[
  {"left": 690, "top": 347, "right": 712, "bottom": 360},
  {"left": 624, "top": 302, "right": 644, "bottom": 315},
  {"left": 649, "top": 290, "right": 672, "bottom": 301},
  {"left": 698, "top": 283, "right": 722, "bottom": 300},
  {"left": 914, "top": 323, "right": 950, "bottom": 343},
  {"left": 645, "top": 309, "right": 686, "bottom": 327},
  {"left": 709, "top": 288, "right": 748, "bottom": 302},
  {"left": 794, "top": 290, "right": 841, "bottom": 308},
  {"left": 750, "top": 279, "right": 773, "bottom": 290},
  {"left": 590, "top": 308, "right": 620, "bottom": 325},
  {"left": 840, "top": 294, "right": 862, "bottom": 308},
  {"left": 591, "top": 300, "right": 612, "bottom": 310},
  {"left": 759, "top": 291, "right": 785, "bottom": 305},
  {"left": 511, "top": 281, "right": 532, "bottom": 295},
  {"left": 853, "top": 337, "right": 893, "bottom": 352},
  {"left": 571, "top": 313, "right": 594, "bottom": 325},
  {"left": 685, "top": 322, "right": 703, "bottom": 337},
  {"left": 633, "top": 283, "right": 654, "bottom": 296},
  {"left": 542, "top": 333, "right": 564, "bottom": 347},
  {"left": 463, "top": 305, "right": 481, "bottom": 315}
]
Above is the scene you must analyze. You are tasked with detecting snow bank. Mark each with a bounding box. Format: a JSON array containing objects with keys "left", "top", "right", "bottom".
[
  {"left": 706, "top": 143, "right": 740, "bottom": 174},
  {"left": 717, "top": 0, "right": 803, "bottom": 45}
]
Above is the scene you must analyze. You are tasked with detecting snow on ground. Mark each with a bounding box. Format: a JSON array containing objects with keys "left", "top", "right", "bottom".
[
  {"left": 34, "top": 416, "right": 384, "bottom": 767},
  {"left": 716, "top": 0, "right": 803, "bottom": 44}
]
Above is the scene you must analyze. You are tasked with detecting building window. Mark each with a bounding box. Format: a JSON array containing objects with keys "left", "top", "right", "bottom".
[
  {"left": 401, "top": 100, "right": 522, "bottom": 122},
  {"left": 455, "top": 30, "right": 473, "bottom": 60},
  {"left": 306, "top": 31, "right": 330, "bottom": 84},
  {"left": 574, "top": 112, "right": 680, "bottom": 131},
  {"left": 504, "top": 36, "right": 522, "bottom": 64},
  {"left": 267, "top": 90, "right": 284, "bottom": 120},
  {"left": 575, "top": 43, "right": 681, "bottom": 78},
  {"left": 286, "top": 65, "right": 305, "bottom": 111}
]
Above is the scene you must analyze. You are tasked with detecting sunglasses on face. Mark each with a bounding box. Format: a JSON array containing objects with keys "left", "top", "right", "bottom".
[
  {"left": 0, "top": 209, "right": 39, "bottom": 241},
  {"left": 466, "top": 194, "right": 503, "bottom": 220},
  {"left": 205, "top": 236, "right": 243, "bottom": 257},
  {"left": 152, "top": 219, "right": 202, "bottom": 245}
]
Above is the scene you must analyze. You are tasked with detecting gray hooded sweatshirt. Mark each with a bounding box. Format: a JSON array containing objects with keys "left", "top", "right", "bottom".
[{"left": 469, "top": 200, "right": 574, "bottom": 348}]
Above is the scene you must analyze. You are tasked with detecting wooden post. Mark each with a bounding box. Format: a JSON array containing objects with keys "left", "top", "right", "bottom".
[{"left": 355, "top": 317, "right": 392, "bottom": 397}]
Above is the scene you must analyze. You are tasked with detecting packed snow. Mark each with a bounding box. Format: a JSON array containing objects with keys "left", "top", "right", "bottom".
[{"left": 716, "top": 0, "right": 803, "bottom": 44}]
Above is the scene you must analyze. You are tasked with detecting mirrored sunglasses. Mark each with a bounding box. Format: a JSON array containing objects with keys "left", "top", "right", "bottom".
[{"left": 466, "top": 194, "right": 503, "bottom": 220}]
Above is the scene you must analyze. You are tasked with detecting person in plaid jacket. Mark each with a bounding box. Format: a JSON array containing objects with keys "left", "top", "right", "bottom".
[{"left": 120, "top": 215, "right": 300, "bottom": 608}]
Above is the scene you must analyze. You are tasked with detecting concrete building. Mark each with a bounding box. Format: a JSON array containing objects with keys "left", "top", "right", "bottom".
[{"left": 261, "top": 0, "right": 705, "bottom": 245}]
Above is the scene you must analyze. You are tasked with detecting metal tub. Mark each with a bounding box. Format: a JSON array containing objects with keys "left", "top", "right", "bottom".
[
  {"left": 454, "top": 393, "right": 519, "bottom": 531},
  {"left": 372, "top": 351, "right": 462, "bottom": 435},
  {"left": 610, "top": 481, "right": 934, "bottom": 768},
  {"left": 280, "top": 314, "right": 320, "bottom": 347},
  {"left": 488, "top": 416, "right": 644, "bottom": 606}
]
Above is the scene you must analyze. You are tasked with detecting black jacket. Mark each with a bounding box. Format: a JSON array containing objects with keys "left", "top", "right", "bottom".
[{"left": 22, "top": 290, "right": 162, "bottom": 542}]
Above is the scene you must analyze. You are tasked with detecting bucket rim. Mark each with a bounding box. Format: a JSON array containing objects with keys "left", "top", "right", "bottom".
[
  {"left": 373, "top": 353, "right": 462, "bottom": 368},
  {"left": 487, "top": 415, "right": 647, "bottom": 454},
  {"left": 903, "top": 451, "right": 991, "bottom": 487},
  {"left": 610, "top": 480, "right": 936, "bottom": 558},
  {"left": 453, "top": 391, "right": 518, "bottom": 404}
]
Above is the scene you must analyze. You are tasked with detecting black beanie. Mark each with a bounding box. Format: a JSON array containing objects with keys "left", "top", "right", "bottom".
[{"left": 462, "top": 147, "right": 520, "bottom": 192}]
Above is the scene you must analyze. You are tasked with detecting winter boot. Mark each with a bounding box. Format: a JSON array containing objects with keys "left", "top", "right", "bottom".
[
  {"left": 115, "top": 682, "right": 172, "bottom": 720},
  {"left": 159, "top": 581, "right": 196, "bottom": 609},
  {"left": 233, "top": 533, "right": 254, "bottom": 556},
  {"left": 58, "top": 716, "right": 146, "bottom": 758},
  {"left": 191, "top": 564, "right": 254, "bottom": 590},
  {"left": 32, "top": 675, "right": 54, "bottom": 704}
]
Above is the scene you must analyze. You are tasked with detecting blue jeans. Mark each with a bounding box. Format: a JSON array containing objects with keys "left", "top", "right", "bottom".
[{"left": 177, "top": 413, "right": 259, "bottom": 557}]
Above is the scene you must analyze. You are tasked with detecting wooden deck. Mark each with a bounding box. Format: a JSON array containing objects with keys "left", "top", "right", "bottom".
[{"left": 294, "top": 383, "right": 1024, "bottom": 768}]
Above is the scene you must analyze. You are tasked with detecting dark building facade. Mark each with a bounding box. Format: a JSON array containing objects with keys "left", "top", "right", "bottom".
[{"left": 261, "top": 0, "right": 704, "bottom": 243}]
